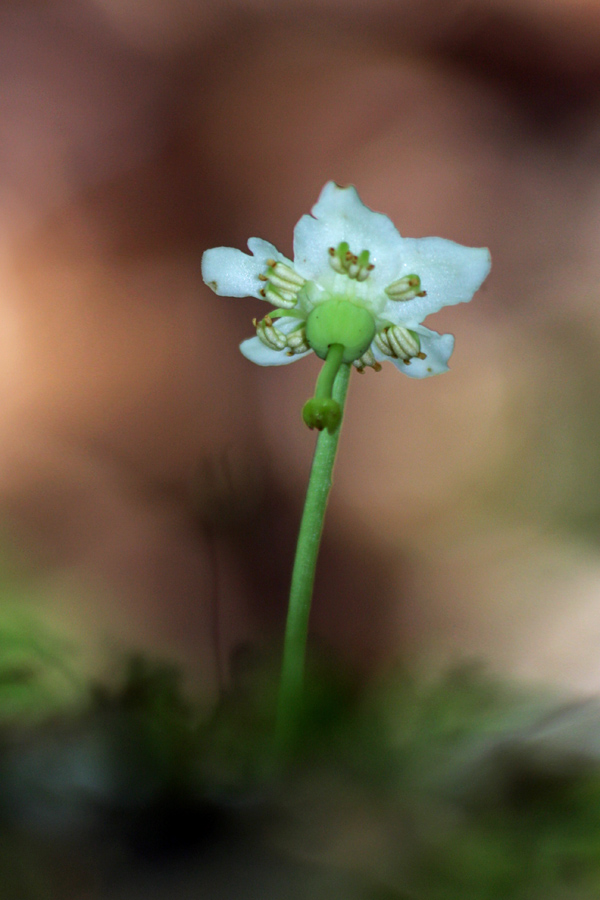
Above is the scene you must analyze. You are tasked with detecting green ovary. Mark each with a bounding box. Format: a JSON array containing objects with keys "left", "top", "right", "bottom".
[{"left": 305, "top": 298, "right": 376, "bottom": 363}]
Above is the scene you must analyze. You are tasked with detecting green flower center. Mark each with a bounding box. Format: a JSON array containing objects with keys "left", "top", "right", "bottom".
[{"left": 305, "top": 298, "right": 376, "bottom": 363}]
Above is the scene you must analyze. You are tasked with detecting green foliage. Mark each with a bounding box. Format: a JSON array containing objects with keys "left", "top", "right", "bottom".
[
  {"left": 91, "top": 653, "right": 201, "bottom": 797},
  {"left": 0, "top": 613, "right": 84, "bottom": 725},
  {"left": 2, "top": 650, "right": 600, "bottom": 898}
]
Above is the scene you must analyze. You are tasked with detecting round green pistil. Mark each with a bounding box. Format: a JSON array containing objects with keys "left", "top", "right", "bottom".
[{"left": 305, "top": 298, "right": 376, "bottom": 363}]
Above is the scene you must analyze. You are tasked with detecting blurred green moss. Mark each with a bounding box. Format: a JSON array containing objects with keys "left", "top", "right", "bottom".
[
  {"left": 0, "top": 612, "right": 85, "bottom": 725},
  {"left": 1, "top": 647, "right": 600, "bottom": 898}
]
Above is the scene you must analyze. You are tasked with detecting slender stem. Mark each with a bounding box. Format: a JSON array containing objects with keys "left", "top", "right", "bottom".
[
  {"left": 275, "top": 359, "right": 351, "bottom": 750},
  {"left": 314, "top": 343, "right": 344, "bottom": 400}
]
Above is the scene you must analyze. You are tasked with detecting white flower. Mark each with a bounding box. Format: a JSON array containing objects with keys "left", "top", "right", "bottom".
[{"left": 201, "top": 181, "right": 491, "bottom": 378}]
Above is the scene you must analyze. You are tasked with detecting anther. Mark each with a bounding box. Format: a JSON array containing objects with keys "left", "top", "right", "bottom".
[
  {"left": 374, "top": 326, "right": 423, "bottom": 363},
  {"left": 328, "top": 247, "right": 346, "bottom": 274},
  {"left": 286, "top": 327, "right": 310, "bottom": 355},
  {"left": 255, "top": 316, "right": 287, "bottom": 351},
  {"left": 353, "top": 348, "right": 382, "bottom": 373},
  {"left": 354, "top": 250, "right": 369, "bottom": 281},
  {"left": 268, "top": 262, "right": 305, "bottom": 288},
  {"left": 263, "top": 284, "right": 299, "bottom": 309},
  {"left": 385, "top": 274, "right": 426, "bottom": 301},
  {"left": 266, "top": 271, "right": 301, "bottom": 293},
  {"left": 259, "top": 260, "right": 305, "bottom": 308},
  {"left": 328, "top": 242, "right": 375, "bottom": 280}
]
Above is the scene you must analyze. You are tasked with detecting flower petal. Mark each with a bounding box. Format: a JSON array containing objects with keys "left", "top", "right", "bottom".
[
  {"left": 202, "top": 238, "right": 286, "bottom": 299},
  {"left": 240, "top": 337, "right": 312, "bottom": 366},
  {"left": 372, "top": 326, "right": 455, "bottom": 378},
  {"left": 382, "top": 239, "right": 491, "bottom": 326},
  {"left": 240, "top": 316, "right": 313, "bottom": 367},
  {"left": 293, "top": 182, "right": 404, "bottom": 288}
]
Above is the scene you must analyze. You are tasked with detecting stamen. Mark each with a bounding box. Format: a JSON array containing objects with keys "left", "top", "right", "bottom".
[
  {"left": 259, "top": 260, "right": 305, "bottom": 308},
  {"left": 385, "top": 275, "right": 426, "bottom": 301},
  {"left": 327, "top": 242, "right": 375, "bottom": 281},
  {"left": 328, "top": 248, "right": 346, "bottom": 274},
  {"left": 356, "top": 250, "right": 374, "bottom": 282},
  {"left": 266, "top": 271, "right": 302, "bottom": 293},
  {"left": 255, "top": 316, "right": 287, "bottom": 350},
  {"left": 269, "top": 262, "right": 305, "bottom": 287},
  {"left": 263, "top": 284, "right": 298, "bottom": 309},
  {"left": 353, "top": 348, "right": 382, "bottom": 373},
  {"left": 286, "top": 327, "right": 310, "bottom": 355},
  {"left": 374, "top": 326, "right": 424, "bottom": 363}
]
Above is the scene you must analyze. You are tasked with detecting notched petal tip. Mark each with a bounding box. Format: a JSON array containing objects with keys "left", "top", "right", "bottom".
[
  {"left": 201, "top": 246, "right": 258, "bottom": 299},
  {"left": 327, "top": 180, "right": 360, "bottom": 197},
  {"left": 294, "top": 182, "right": 404, "bottom": 285},
  {"left": 311, "top": 181, "right": 366, "bottom": 220}
]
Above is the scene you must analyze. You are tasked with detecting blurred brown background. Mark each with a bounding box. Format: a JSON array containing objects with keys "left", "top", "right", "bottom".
[{"left": 3, "top": 0, "right": 600, "bottom": 699}]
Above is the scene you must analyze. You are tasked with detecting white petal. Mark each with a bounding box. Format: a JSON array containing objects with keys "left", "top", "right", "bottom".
[
  {"left": 372, "top": 327, "right": 455, "bottom": 378},
  {"left": 240, "top": 316, "right": 312, "bottom": 367},
  {"left": 293, "top": 182, "right": 404, "bottom": 288},
  {"left": 201, "top": 238, "right": 286, "bottom": 299},
  {"left": 240, "top": 337, "right": 312, "bottom": 366},
  {"left": 382, "top": 239, "right": 491, "bottom": 327}
]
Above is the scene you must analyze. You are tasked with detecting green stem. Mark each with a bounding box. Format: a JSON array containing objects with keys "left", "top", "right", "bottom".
[
  {"left": 314, "top": 342, "right": 344, "bottom": 399},
  {"left": 275, "top": 358, "right": 351, "bottom": 751}
]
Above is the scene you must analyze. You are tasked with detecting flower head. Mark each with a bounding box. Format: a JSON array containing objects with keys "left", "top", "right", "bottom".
[{"left": 202, "top": 182, "right": 491, "bottom": 380}]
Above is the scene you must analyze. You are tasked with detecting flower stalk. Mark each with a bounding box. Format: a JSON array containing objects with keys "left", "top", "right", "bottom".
[{"left": 276, "top": 359, "right": 351, "bottom": 752}]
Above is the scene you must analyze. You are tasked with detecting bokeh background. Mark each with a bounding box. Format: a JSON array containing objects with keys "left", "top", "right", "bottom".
[{"left": 3, "top": 0, "right": 600, "bottom": 702}]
